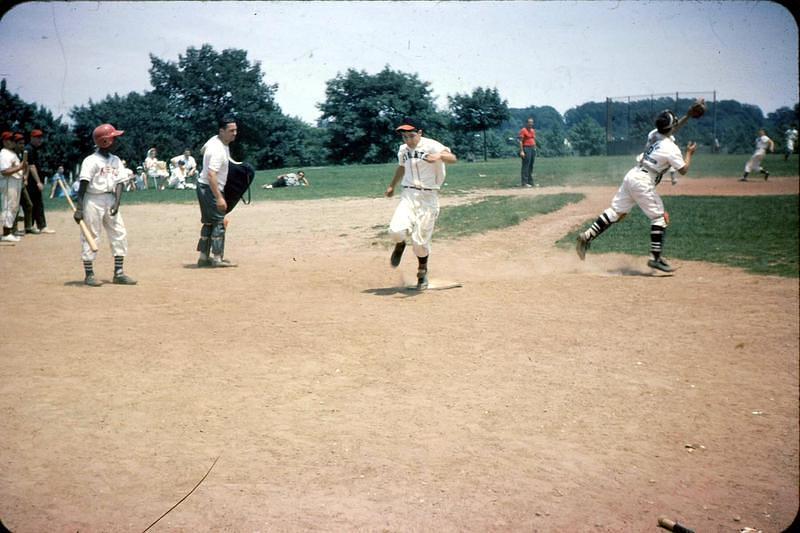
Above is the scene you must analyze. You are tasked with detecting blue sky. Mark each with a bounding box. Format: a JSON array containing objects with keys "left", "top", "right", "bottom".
[{"left": 1, "top": 1, "right": 797, "bottom": 124}]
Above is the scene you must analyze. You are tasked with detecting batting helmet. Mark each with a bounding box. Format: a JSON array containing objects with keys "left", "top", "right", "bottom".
[
  {"left": 655, "top": 110, "right": 677, "bottom": 134},
  {"left": 93, "top": 123, "right": 124, "bottom": 149}
]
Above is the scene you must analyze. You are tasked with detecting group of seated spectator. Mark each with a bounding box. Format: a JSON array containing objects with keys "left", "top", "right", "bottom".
[{"left": 126, "top": 147, "right": 199, "bottom": 191}]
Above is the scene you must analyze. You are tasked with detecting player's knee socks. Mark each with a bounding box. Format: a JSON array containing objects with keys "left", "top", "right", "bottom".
[
  {"left": 83, "top": 260, "right": 94, "bottom": 277},
  {"left": 650, "top": 225, "right": 666, "bottom": 260},
  {"left": 114, "top": 256, "right": 124, "bottom": 275},
  {"left": 418, "top": 255, "right": 428, "bottom": 271},
  {"left": 584, "top": 209, "right": 617, "bottom": 241}
]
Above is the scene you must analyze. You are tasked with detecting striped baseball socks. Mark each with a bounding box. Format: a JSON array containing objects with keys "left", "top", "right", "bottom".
[
  {"left": 583, "top": 211, "right": 615, "bottom": 241},
  {"left": 114, "top": 256, "right": 124, "bottom": 275},
  {"left": 649, "top": 225, "right": 665, "bottom": 260},
  {"left": 83, "top": 260, "right": 94, "bottom": 277}
]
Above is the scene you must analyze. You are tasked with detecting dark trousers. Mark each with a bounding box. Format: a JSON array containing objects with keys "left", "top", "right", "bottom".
[
  {"left": 196, "top": 183, "right": 226, "bottom": 257},
  {"left": 23, "top": 181, "right": 47, "bottom": 229},
  {"left": 521, "top": 146, "right": 536, "bottom": 185}
]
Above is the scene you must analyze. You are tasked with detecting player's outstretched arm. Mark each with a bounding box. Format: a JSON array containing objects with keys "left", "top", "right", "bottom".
[{"left": 677, "top": 142, "right": 697, "bottom": 175}]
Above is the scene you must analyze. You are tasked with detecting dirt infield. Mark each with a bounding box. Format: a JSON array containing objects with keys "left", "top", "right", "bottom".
[{"left": 1, "top": 177, "right": 797, "bottom": 532}]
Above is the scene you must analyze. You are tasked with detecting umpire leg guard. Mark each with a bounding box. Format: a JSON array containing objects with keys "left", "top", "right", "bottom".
[
  {"left": 210, "top": 221, "right": 226, "bottom": 257},
  {"left": 197, "top": 223, "right": 212, "bottom": 256}
]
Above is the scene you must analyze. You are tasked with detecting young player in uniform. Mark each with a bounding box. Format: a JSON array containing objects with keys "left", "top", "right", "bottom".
[
  {"left": 0, "top": 131, "right": 27, "bottom": 242},
  {"left": 783, "top": 125, "right": 797, "bottom": 161},
  {"left": 740, "top": 129, "right": 773, "bottom": 181},
  {"left": 385, "top": 118, "right": 457, "bottom": 290},
  {"left": 575, "top": 108, "right": 700, "bottom": 273},
  {"left": 73, "top": 124, "right": 137, "bottom": 286}
]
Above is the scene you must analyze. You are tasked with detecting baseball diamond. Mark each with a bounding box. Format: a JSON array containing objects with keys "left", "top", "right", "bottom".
[{"left": 0, "top": 174, "right": 797, "bottom": 531}]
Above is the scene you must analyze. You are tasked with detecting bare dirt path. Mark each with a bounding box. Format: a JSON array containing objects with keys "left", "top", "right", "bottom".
[{"left": 1, "top": 177, "right": 797, "bottom": 532}]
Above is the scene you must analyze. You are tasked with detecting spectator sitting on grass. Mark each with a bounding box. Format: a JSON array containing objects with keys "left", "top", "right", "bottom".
[{"left": 262, "top": 170, "right": 309, "bottom": 189}]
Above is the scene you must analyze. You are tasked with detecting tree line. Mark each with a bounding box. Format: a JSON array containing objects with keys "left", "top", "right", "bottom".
[{"left": 1, "top": 44, "right": 798, "bottom": 177}]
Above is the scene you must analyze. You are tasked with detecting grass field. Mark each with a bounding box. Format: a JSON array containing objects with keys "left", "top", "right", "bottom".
[
  {"left": 42, "top": 153, "right": 800, "bottom": 209},
  {"left": 436, "top": 193, "right": 584, "bottom": 239},
  {"left": 40, "top": 154, "right": 798, "bottom": 276},
  {"left": 558, "top": 195, "right": 799, "bottom": 277}
]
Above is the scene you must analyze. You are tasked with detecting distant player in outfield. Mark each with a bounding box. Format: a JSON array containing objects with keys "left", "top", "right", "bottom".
[
  {"left": 784, "top": 125, "right": 798, "bottom": 161},
  {"left": 576, "top": 107, "right": 701, "bottom": 273},
  {"left": 73, "top": 124, "right": 137, "bottom": 286},
  {"left": 518, "top": 117, "right": 537, "bottom": 187},
  {"left": 385, "top": 117, "right": 457, "bottom": 290},
  {"left": 740, "top": 129, "right": 774, "bottom": 181}
]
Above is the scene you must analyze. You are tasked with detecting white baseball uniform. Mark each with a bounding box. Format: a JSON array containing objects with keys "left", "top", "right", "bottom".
[
  {"left": 611, "top": 133, "right": 686, "bottom": 226},
  {"left": 198, "top": 135, "right": 230, "bottom": 190},
  {"left": 0, "top": 147, "right": 23, "bottom": 229},
  {"left": 78, "top": 151, "right": 129, "bottom": 261},
  {"left": 784, "top": 128, "right": 798, "bottom": 154},
  {"left": 744, "top": 134, "right": 772, "bottom": 173},
  {"left": 388, "top": 136, "right": 449, "bottom": 257}
]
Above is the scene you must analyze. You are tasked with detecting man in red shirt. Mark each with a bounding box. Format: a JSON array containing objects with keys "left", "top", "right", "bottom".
[{"left": 518, "top": 117, "right": 537, "bottom": 187}]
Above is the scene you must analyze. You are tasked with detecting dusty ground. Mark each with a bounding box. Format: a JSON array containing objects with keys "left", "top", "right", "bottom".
[{"left": 1, "top": 177, "right": 797, "bottom": 532}]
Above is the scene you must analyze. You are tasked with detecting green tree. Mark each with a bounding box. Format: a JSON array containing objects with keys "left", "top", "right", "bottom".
[
  {"left": 1, "top": 79, "right": 81, "bottom": 177},
  {"left": 318, "top": 66, "right": 443, "bottom": 164},
  {"left": 149, "top": 44, "right": 305, "bottom": 169},
  {"left": 448, "top": 87, "right": 509, "bottom": 161},
  {"left": 71, "top": 91, "right": 173, "bottom": 167},
  {"left": 567, "top": 117, "right": 606, "bottom": 156}
]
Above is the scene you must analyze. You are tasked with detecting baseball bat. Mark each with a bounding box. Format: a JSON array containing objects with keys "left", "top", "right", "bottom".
[
  {"left": 20, "top": 150, "right": 33, "bottom": 205},
  {"left": 57, "top": 178, "right": 98, "bottom": 252},
  {"left": 657, "top": 516, "right": 695, "bottom": 533}
]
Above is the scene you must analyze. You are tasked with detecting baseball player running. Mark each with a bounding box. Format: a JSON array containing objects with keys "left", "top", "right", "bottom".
[
  {"left": 385, "top": 117, "right": 457, "bottom": 290},
  {"left": 784, "top": 125, "right": 797, "bottom": 161},
  {"left": 576, "top": 106, "right": 702, "bottom": 273},
  {"left": 73, "top": 124, "right": 137, "bottom": 286},
  {"left": 740, "top": 129, "right": 774, "bottom": 181}
]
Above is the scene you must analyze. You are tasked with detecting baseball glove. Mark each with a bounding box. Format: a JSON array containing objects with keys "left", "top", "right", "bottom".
[{"left": 688, "top": 100, "right": 706, "bottom": 118}]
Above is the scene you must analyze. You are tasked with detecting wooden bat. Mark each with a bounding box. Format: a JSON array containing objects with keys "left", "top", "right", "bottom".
[
  {"left": 57, "top": 178, "right": 98, "bottom": 252},
  {"left": 658, "top": 516, "right": 695, "bottom": 533}
]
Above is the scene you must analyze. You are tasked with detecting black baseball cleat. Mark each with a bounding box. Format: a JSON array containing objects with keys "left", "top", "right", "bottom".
[
  {"left": 416, "top": 268, "right": 429, "bottom": 290},
  {"left": 647, "top": 257, "right": 674, "bottom": 273},
  {"left": 390, "top": 241, "right": 406, "bottom": 268},
  {"left": 575, "top": 234, "right": 590, "bottom": 260},
  {"left": 112, "top": 273, "right": 138, "bottom": 285},
  {"left": 197, "top": 257, "right": 212, "bottom": 268},
  {"left": 84, "top": 274, "right": 102, "bottom": 287}
]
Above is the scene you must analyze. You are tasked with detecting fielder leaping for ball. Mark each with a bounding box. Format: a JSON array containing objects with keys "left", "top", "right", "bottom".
[
  {"left": 73, "top": 124, "right": 137, "bottom": 286},
  {"left": 575, "top": 100, "right": 705, "bottom": 273},
  {"left": 385, "top": 117, "right": 457, "bottom": 290}
]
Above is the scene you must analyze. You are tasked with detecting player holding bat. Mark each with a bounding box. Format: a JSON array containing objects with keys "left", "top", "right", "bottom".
[
  {"left": 575, "top": 100, "right": 706, "bottom": 273},
  {"left": 73, "top": 123, "right": 137, "bottom": 286}
]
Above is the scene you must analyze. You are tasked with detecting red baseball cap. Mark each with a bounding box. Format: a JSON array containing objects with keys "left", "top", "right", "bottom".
[
  {"left": 395, "top": 117, "right": 421, "bottom": 132},
  {"left": 13, "top": 132, "right": 24, "bottom": 141},
  {"left": 30, "top": 129, "right": 44, "bottom": 137},
  {"left": 1, "top": 131, "right": 12, "bottom": 141}
]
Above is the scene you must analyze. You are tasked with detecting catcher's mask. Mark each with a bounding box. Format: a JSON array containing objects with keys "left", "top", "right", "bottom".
[
  {"left": 93, "top": 123, "right": 124, "bottom": 149},
  {"left": 655, "top": 110, "right": 677, "bottom": 134}
]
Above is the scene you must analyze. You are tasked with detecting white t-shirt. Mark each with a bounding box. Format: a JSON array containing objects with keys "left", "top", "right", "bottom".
[
  {"left": 0, "top": 147, "right": 23, "bottom": 180},
  {"left": 79, "top": 151, "right": 127, "bottom": 193},
  {"left": 172, "top": 154, "right": 197, "bottom": 173},
  {"left": 397, "top": 136, "right": 449, "bottom": 190},
  {"left": 199, "top": 135, "right": 230, "bottom": 190}
]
